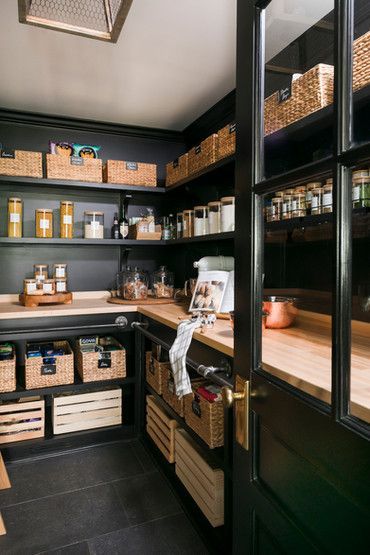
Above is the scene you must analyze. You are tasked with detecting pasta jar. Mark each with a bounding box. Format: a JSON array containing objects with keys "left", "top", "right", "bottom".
[
  {"left": 123, "top": 268, "right": 148, "bottom": 300},
  {"left": 182, "top": 210, "right": 194, "bottom": 238},
  {"left": 176, "top": 212, "right": 183, "bottom": 239},
  {"left": 221, "top": 197, "right": 235, "bottom": 232},
  {"left": 291, "top": 193, "right": 306, "bottom": 218},
  {"left": 194, "top": 206, "right": 209, "bottom": 236},
  {"left": 152, "top": 266, "right": 174, "bottom": 298},
  {"left": 311, "top": 187, "right": 323, "bottom": 215},
  {"left": 84, "top": 211, "right": 104, "bottom": 239},
  {"left": 60, "top": 201, "right": 74, "bottom": 239},
  {"left": 43, "top": 279, "right": 56, "bottom": 295},
  {"left": 23, "top": 278, "right": 38, "bottom": 296},
  {"left": 271, "top": 197, "right": 283, "bottom": 221},
  {"left": 53, "top": 263, "right": 67, "bottom": 279},
  {"left": 322, "top": 179, "right": 333, "bottom": 214},
  {"left": 352, "top": 176, "right": 370, "bottom": 208},
  {"left": 306, "top": 182, "right": 321, "bottom": 214},
  {"left": 36, "top": 209, "right": 53, "bottom": 238},
  {"left": 282, "top": 194, "right": 293, "bottom": 220},
  {"left": 55, "top": 277, "right": 67, "bottom": 293},
  {"left": 208, "top": 201, "right": 222, "bottom": 234},
  {"left": 8, "top": 197, "right": 22, "bottom": 238},
  {"left": 34, "top": 264, "right": 49, "bottom": 288}
]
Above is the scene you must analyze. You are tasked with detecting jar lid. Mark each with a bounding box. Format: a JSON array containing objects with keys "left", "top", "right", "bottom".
[
  {"left": 36, "top": 208, "right": 53, "bottom": 213},
  {"left": 284, "top": 189, "right": 295, "bottom": 194},
  {"left": 220, "top": 196, "right": 235, "bottom": 202},
  {"left": 208, "top": 201, "right": 221, "bottom": 207},
  {"left": 9, "top": 197, "right": 22, "bottom": 201},
  {"left": 55, "top": 277, "right": 67, "bottom": 281},
  {"left": 325, "top": 178, "right": 333, "bottom": 185},
  {"left": 353, "top": 176, "right": 370, "bottom": 183},
  {"left": 272, "top": 197, "right": 283, "bottom": 202},
  {"left": 44, "top": 279, "right": 55, "bottom": 283},
  {"left": 352, "top": 169, "right": 368, "bottom": 178},
  {"left": 24, "top": 278, "right": 36, "bottom": 282},
  {"left": 275, "top": 191, "right": 285, "bottom": 197},
  {"left": 294, "top": 186, "right": 306, "bottom": 192},
  {"left": 283, "top": 194, "right": 293, "bottom": 199},
  {"left": 306, "top": 182, "right": 322, "bottom": 188},
  {"left": 61, "top": 200, "right": 74, "bottom": 205},
  {"left": 85, "top": 211, "right": 104, "bottom": 216},
  {"left": 312, "top": 187, "right": 323, "bottom": 192},
  {"left": 183, "top": 210, "right": 194, "bottom": 214},
  {"left": 54, "top": 263, "right": 67, "bottom": 267},
  {"left": 34, "top": 264, "right": 48, "bottom": 268},
  {"left": 194, "top": 205, "right": 208, "bottom": 210}
]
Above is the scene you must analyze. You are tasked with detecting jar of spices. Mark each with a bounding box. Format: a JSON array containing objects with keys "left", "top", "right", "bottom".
[
  {"left": 34, "top": 264, "right": 49, "bottom": 288},
  {"left": 322, "top": 179, "right": 333, "bottom": 213},
  {"left": 311, "top": 187, "right": 323, "bottom": 215},
  {"left": 352, "top": 176, "right": 370, "bottom": 208},
  {"left": 294, "top": 185, "right": 306, "bottom": 194},
  {"left": 60, "top": 201, "right": 74, "bottom": 239},
  {"left": 84, "top": 211, "right": 104, "bottom": 239},
  {"left": 152, "top": 266, "right": 174, "bottom": 298},
  {"left": 8, "top": 197, "right": 22, "bottom": 238},
  {"left": 291, "top": 192, "right": 306, "bottom": 218},
  {"left": 23, "top": 278, "right": 38, "bottom": 296},
  {"left": 182, "top": 210, "right": 194, "bottom": 238},
  {"left": 282, "top": 194, "right": 293, "bottom": 220},
  {"left": 43, "top": 279, "right": 56, "bottom": 295},
  {"left": 352, "top": 169, "right": 369, "bottom": 179},
  {"left": 306, "top": 182, "right": 321, "bottom": 214},
  {"left": 55, "top": 277, "right": 67, "bottom": 293},
  {"left": 221, "top": 197, "right": 235, "bottom": 232},
  {"left": 36, "top": 209, "right": 53, "bottom": 238},
  {"left": 176, "top": 212, "right": 183, "bottom": 239},
  {"left": 194, "top": 206, "right": 209, "bottom": 236},
  {"left": 123, "top": 268, "right": 148, "bottom": 300},
  {"left": 53, "top": 263, "right": 68, "bottom": 279},
  {"left": 275, "top": 191, "right": 285, "bottom": 198},
  {"left": 208, "top": 201, "right": 222, "bottom": 234},
  {"left": 271, "top": 197, "right": 283, "bottom": 221}
]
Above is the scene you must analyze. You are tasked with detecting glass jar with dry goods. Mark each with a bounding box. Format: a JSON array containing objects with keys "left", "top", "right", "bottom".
[
  {"left": 282, "top": 194, "right": 293, "bottom": 220},
  {"left": 23, "top": 278, "right": 38, "bottom": 296},
  {"left": 60, "top": 201, "right": 74, "bottom": 239},
  {"left": 182, "top": 210, "right": 194, "bottom": 238},
  {"left": 123, "top": 268, "right": 148, "bottom": 300},
  {"left": 152, "top": 266, "right": 174, "bottom": 298},
  {"left": 208, "top": 201, "right": 222, "bottom": 234},
  {"left": 36, "top": 209, "right": 53, "bottom": 238},
  {"left": 271, "top": 197, "right": 283, "bottom": 221},
  {"left": 311, "top": 188, "right": 323, "bottom": 215},
  {"left": 43, "top": 279, "right": 56, "bottom": 295},
  {"left": 8, "top": 197, "right": 22, "bottom": 238},
  {"left": 53, "top": 263, "right": 67, "bottom": 279},
  {"left": 194, "top": 206, "right": 209, "bottom": 236},
  {"left": 352, "top": 169, "right": 369, "bottom": 179},
  {"left": 291, "top": 193, "right": 306, "bottom": 218},
  {"left": 176, "top": 212, "right": 183, "bottom": 239},
  {"left": 84, "top": 211, "right": 104, "bottom": 239},
  {"left": 221, "top": 196, "right": 235, "bottom": 232},
  {"left": 34, "top": 264, "right": 49, "bottom": 288},
  {"left": 306, "top": 182, "right": 321, "bottom": 214},
  {"left": 352, "top": 176, "right": 370, "bottom": 208},
  {"left": 55, "top": 277, "right": 67, "bottom": 293},
  {"left": 322, "top": 180, "right": 333, "bottom": 214}
]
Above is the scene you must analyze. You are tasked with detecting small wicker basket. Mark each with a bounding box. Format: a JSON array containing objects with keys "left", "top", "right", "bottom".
[
  {"left": 184, "top": 382, "right": 224, "bottom": 449},
  {"left": 353, "top": 30, "right": 370, "bottom": 92},
  {"left": 0, "top": 348, "right": 16, "bottom": 393},
  {"left": 104, "top": 160, "right": 157, "bottom": 187},
  {"left": 165, "top": 153, "right": 189, "bottom": 187},
  {"left": 0, "top": 150, "right": 42, "bottom": 178},
  {"left": 25, "top": 340, "right": 74, "bottom": 390},
  {"left": 217, "top": 123, "right": 236, "bottom": 160},
  {"left": 162, "top": 367, "right": 184, "bottom": 416},
  {"left": 145, "top": 351, "right": 170, "bottom": 395},
  {"left": 46, "top": 154, "right": 102, "bottom": 182},
  {"left": 188, "top": 134, "right": 218, "bottom": 175},
  {"left": 76, "top": 337, "right": 126, "bottom": 383}
]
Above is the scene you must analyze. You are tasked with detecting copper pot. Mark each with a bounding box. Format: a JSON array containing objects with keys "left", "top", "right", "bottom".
[{"left": 262, "top": 296, "right": 298, "bottom": 329}]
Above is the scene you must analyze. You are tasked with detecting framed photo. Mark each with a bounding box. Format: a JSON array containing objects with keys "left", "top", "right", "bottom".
[{"left": 189, "top": 277, "right": 227, "bottom": 312}]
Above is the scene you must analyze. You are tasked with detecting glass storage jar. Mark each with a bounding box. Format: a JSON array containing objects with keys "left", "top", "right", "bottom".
[
  {"left": 60, "top": 201, "right": 74, "bottom": 239},
  {"left": 123, "top": 268, "right": 148, "bottom": 300},
  {"left": 322, "top": 179, "right": 333, "bottom": 214},
  {"left": 282, "top": 194, "right": 293, "bottom": 220},
  {"left": 8, "top": 197, "right": 22, "bottom": 238},
  {"left": 352, "top": 176, "right": 370, "bottom": 208},
  {"left": 152, "top": 266, "right": 174, "bottom": 298},
  {"left": 36, "top": 209, "right": 53, "bottom": 238},
  {"left": 55, "top": 277, "right": 67, "bottom": 293},
  {"left": 194, "top": 206, "right": 209, "bottom": 236},
  {"left": 208, "top": 201, "right": 222, "bottom": 234},
  {"left": 176, "top": 212, "right": 183, "bottom": 239},
  {"left": 271, "top": 197, "right": 283, "bottom": 221},
  {"left": 305, "top": 182, "right": 321, "bottom": 214},
  {"left": 352, "top": 169, "right": 369, "bottom": 179},
  {"left": 34, "top": 264, "right": 49, "bottom": 288},
  {"left": 43, "top": 279, "right": 56, "bottom": 295},
  {"left": 23, "top": 278, "right": 38, "bottom": 296},
  {"left": 182, "top": 210, "right": 194, "bottom": 238},
  {"left": 84, "top": 211, "right": 104, "bottom": 239},
  {"left": 221, "top": 197, "right": 235, "bottom": 232},
  {"left": 291, "top": 193, "right": 306, "bottom": 218},
  {"left": 53, "top": 263, "right": 68, "bottom": 279},
  {"left": 311, "top": 187, "right": 323, "bottom": 215}
]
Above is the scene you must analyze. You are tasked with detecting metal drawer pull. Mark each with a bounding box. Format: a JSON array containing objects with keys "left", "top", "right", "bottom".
[{"left": 131, "top": 321, "right": 149, "bottom": 330}]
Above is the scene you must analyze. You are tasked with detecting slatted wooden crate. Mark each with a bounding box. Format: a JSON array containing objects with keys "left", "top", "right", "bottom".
[
  {"left": 52, "top": 388, "right": 122, "bottom": 435},
  {"left": 175, "top": 429, "right": 224, "bottom": 527},
  {"left": 146, "top": 395, "right": 178, "bottom": 463},
  {"left": 0, "top": 398, "right": 45, "bottom": 445},
  {"left": 145, "top": 352, "right": 170, "bottom": 395}
]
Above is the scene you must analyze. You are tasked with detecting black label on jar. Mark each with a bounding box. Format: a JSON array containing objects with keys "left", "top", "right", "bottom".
[
  {"left": 278, "top": 86, "right": 292, "bottom": 103},
  {"left": 98, "top": 352, "right": 111, "bottom": 368},
  {"left": 173, "top": 158, "right": 179, "bottom": 168},
  {"left": 229, "top": 123, "right": 236, "bottom": 134},
  {"left": 192, "top": 397, "right": 202, "bottom": 418},
  {"left": 1, "top": 150, "right": 15, "bottom": 158},
  {"left": 71, "top": 156, "right": 84, "bottom": 166},
  {"left": 126, "top": 161, "right": 138, "bottom": 171},
  {"left": 41, "top": 363, "right": 56, "bottom": 375},
  {"left": 195, "top": 145, "right": 201, "bottom": 155}
]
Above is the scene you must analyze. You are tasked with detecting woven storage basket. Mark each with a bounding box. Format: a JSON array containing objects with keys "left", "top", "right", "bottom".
[
  {"left": 25, "top": 340, "right": 74, "bottom": 390},
  {"left": 264, "top": 64, "right": 334, "bottom": 136},
  {"left": 217, "top": 123, "right": 236, "bottom": 160},
  {"left": 146, "top": 395, "right": 178, "bottom": 463},
  {"left": 0, "top": 348, "right": 16, "bottom": 393},
  {"left": 0, "top": 150, "right": 42, "bottom": 178},
  {"left": 353, "top": 31, "right": 370, "bottom": 92},
  {"left": 46, "top": 154, "right": 102, "bottom": 182},
  {"left": 165, "top": 153, "right": 189, "bottom": 187},
  {"left": 184, "top": 382, "right": 224, "bottom": 449},
  {"left": 76, "top": 337, "right": 126, "bottom": 383},
  {"left": 145, "top": 352, "right": 170, "bottom": 395},
  {"left": 188, "top": 134, "right": 218, "bottom": 175},
  {"left": 104, "top": 160, "right": 157, "bottom": 187},
  {"left": 162, "top": 370, "right": 204, "bottom": 418}
]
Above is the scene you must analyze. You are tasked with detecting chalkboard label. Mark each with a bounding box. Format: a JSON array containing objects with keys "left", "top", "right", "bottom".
[
  {"left": 192, "top": 397, "right": 202, "bottom": 418},
  {"left": 173, "top": 158, "right": 179, "bottom": 168},
  {"left": 70, "top": 156, "right": 84, "bottom": 166},
  {"left": 1, "top": 150, "right": 15, "bottom": 159},
  {"left": 168, "top": 380, "right": 174, "bottom": 394},
  {"left": 41, "top": 363, "right": 56, "bottom": 375},
  {"left": 229, "top": 123, "right": 236, "bottom": 134},
  {"left": 149, "top": 357, "right": 155, "bottom": 375},
  {"left": 98, "top": 352, "right": 111, "bottom": 369},
  {"left": 195, "top": 145, "right": 201, "bottom": 155},
  {"left": 278, "top": 86, "right": 292, "bottom": 103},
  {"left": 126, "top": 161, "right": 138, "bottom": 171}
]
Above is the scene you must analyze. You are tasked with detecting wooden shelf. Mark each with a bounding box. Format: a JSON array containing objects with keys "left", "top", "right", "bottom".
[
  {"left": 265, "top": 207, "right": 369, "bottom": 234},
  {"left": 165, "top": 155, "right": 235, "bottom": 191},
  {"left": 167, "top": 231, "right": 234, "bottom": 244}
]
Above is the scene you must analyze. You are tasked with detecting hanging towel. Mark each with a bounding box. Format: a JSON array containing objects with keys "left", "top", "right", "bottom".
[{"left": 169, "top": 319, "right": 201, "bottom": 398}]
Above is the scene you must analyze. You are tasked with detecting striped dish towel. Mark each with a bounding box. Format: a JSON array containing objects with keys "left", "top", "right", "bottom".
[{"left": 169, "top": 319, "right": 201, "bottom": 398}]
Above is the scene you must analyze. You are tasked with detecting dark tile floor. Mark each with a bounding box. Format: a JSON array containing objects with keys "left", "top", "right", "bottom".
[{"left": 0, "top": 440, "right": 209, "bottom": 555}]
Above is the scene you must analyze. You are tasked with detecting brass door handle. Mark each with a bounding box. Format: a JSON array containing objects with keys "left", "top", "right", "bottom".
[
  {"left": 222, "top": 376, "right": 250, "bottom": 450},
  {"left": 222, "top": 386, "right": 246, "bottom": 408}
]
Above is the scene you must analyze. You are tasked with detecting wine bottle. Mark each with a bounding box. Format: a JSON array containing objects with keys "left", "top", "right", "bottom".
[{"left": 111, "top": 213, "right": 122, "bottom": 239}]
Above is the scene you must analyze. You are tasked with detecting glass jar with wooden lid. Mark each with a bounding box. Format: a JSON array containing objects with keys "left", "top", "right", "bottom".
[
  {"left": 55, "top": 277, "right": 67, "bottom": 293},
  {"left": 194, "top": 206, "right": 209, "bottom": 236},
  {"left": 43, "top": 279, "right": 56, "bottom": 295},
  {"left": 182, "top": 210, "right": 194, "bottom": 238},
  {"left": 8, "top": 197, "right": 22, "bottom": 238},
  {"left": 322, "top": 179, "right": 333, "bottom": 214},
  {"left": 352, "top": 169, "right": 369, "bottom": 179},
  {"left": 294, "top": 185, "right": 306, "bottom": 194},
  {"left": 282, "top": 194, "right": 293, "bottom": 220},
  {"left": 36, "top": 209, "right": 53, "bottom": 238},
  {"left": 352, "top": 176, "right": 370, "bottom": 208},
  {"left": 271, "top": 197, "right": 283, "bottom": 221},
  {"left": 306, "top": 182, "right": 322, "bottom": 214},
  {"left": 84, "top": 211, "right": 104, "bottom": 239},
  {"left": 53, "top": 263, "right": 68, "bottom": 279},
  {"left": 221, "top": 196, "right": 235, "bottom": 232},
  {"left": 23, "top": 279, "right": 38, "bottom": 296},
  {"left": 291, "top": 192, "right": 306, "bottom": 218},
  {"left": 60, "top": 201, "right": 74, "bottom": 239},
  {"left": 208, "top": 201, "right": 222, "bottom": 234},
  {"left": 311, "top": 187, "right": 323, "bottom": 215},
  {"left": 34, "top": 264, "right": 49, "bottom": 288}
]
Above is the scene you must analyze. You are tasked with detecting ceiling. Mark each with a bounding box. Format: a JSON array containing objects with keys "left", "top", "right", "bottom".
[{"left": 0, "top": 0, "right": 236, "bottom": 131}]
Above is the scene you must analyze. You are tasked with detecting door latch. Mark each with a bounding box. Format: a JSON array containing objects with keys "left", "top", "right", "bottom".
[{"left": 222, "top": 375, "right": 250, "bottom": 451}]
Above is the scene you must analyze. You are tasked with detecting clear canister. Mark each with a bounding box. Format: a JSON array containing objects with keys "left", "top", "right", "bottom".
[
  {"left": 311, "top": 188, "right": 323, "bottom": 215},
  {"left": 23, "top": 278, "right": 37, "bottom": 296},
  {"left": 208, "top": 201, "right": 222, "bottom": 234},
  {"left": 60, "top": 201, "right": 74, "bottom": 239},
  {"left": 36, "top": 209, "right": 53, "bottom": 238},
  {"left": 53, "top": 263, "right": 68, "bottom": 279},
  {"left": 34, "top": 264, "right": 49, "bottom": 288},
  {"left": 123, "top": 268, "right": 148, "bottom": 300},
  {"left": 152, "top": 266, "right": 174, "bottom": 298},
  {"left": 8, "top": 197, "right": 22, "bottom": 238},
  {"left": 322, "top": 179, "right": 333, "bottom": 214},
  {"left": 84, "top": 211, "right": 104, "bottom": 239},
  {"left": 43, "top": 279, "right": 56, "bottom": 295},
  {"left": 221, "top": 196, "right": 235, "bottom": 232},
  {"left": 194, "top": 206, "right": 209, "bottom": 236},
  {"left": 271, "top": 197, "right": 283, "bottom": 221},
  {"left": 176, "top": 212, "right": 183, "bottom": 239},
  {"left": 282, "top": 194, "right": 293, "bottom": 220},
  {"left": 55, "top": 277, "right": 67, "bottom": 293},
  {"left": 182, "top": 210, "right": 194, "bottom": 238},
  {"left": 306, "top": 182, "right": 321, "bottom": 214},
  {"left": 352, "top": 176, "right": 370, "bottom": 208},
  {"left": 291, "top": 193, "right": 306, "bottom": 218}
]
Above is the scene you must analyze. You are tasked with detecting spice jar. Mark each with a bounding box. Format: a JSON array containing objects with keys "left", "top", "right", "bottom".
[
  {"left": 176, "top": 212, "right": 183, "bottom": 239},
  {"left": 182, "top": 210, "right": 194, "bottom": 238},
  {"left": 152, "top": 266, "right": 174, "bottom": 298},
  {"left": 282, "top": 194, "right": 293, "bottom": 220},
  {"left": 36, "top": 209, "right": 53, "bottom": 238},
  {"left": 43, "top": 279, "right": 56, "bottom": 295},
  {"left": 84, "top": 211, "right": 104, "bottom": 239},
  {"left": 221, "top": 197, "right": 235, "bottom": 232},
  {"left": 294, "top": 185, "right": 306, "bottom": 194},
  {"left": 352, "top": 169, "right": 368, "bottom": 179},
  {"left": 306, "top": 182, "right": 321, "bottom": 214},
  {"left": 60, "top": 201, "right": 74, "bottom": 239},
  {"left": 53, "top": 263, "right": 67, "bottom": 279},
  {"left": 123, "top": 268, "right": 148, "bottom": 300},
  {"left": 8, "top": 197, "right": 22, "bottom": 238},
  {"left": 271, "top": 197, "right": 283, "bottom": 221},
  {"left": 275, "top": 191, "right": 285, "bottom": 198},
  {"left": 352, "top": 176, "right": 370, "bottom": 208},
  {"left": 311, "top": 187, "right": 323, "bottom": 215},
  {"left": 34, "top": 264, "right": 49, "bottom": 288},
  {"left": 322, "top": 179, "right": 333, "bottom": 214},
  {"left": 23, "top": 278, "right": 38, "bottom": 296},
  {"left": 55, "top": 277, "right": 67, "bottom": 293},
  {"left": 194, "top": 206, "right": 209, "bottom": 236},
  {"left": 291, "top": 192, "right": 306, "bottom": 218}
]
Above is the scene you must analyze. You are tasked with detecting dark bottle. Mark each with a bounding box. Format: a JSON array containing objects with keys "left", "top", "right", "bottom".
[
  {"left": 111, "top": 213, "right": 122, "bottom": 239},
  {"left": 119, "top": 205, "right": 129, "bottom": 239}
]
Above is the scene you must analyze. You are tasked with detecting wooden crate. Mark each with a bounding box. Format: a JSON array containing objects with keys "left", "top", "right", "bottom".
[
  {"left": 145, "top": 352, "right": 170, "bottom": 395},
  {"left": 146, "top": 395, "right": 178, "bottom": 463},
  {"left": 0, "top": 398, "right": 44, "bottom": 445},
  {"left": 46, "top": 154, "right": 102, "bottom": 182},
  {"left": 175, "top": 429, "right": 224, "bottom": 527},
  {"left": 52, "top": 388, "right": 122, "bottom": 435}
]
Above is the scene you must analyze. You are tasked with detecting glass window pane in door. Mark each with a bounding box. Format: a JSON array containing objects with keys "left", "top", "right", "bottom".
[{"left": 353, "top": 0, "right": 370, "bottom": 146}]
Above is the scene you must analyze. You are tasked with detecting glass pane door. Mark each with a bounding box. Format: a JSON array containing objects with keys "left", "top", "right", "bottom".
[{"left": 353, "top": 0, "right": 370, "bottom": 147}]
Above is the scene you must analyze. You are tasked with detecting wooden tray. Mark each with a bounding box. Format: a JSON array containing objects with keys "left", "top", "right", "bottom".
[
  {"left": 19, "top": 292, "right": 73, "bottom": 308},
  {"left": 107, "top": 297, "right": 176, "bottom": 306}
]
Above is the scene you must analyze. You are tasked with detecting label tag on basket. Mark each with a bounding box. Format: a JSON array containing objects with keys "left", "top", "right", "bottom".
[
  {"left": 0, "top": 150, "right": 15, "bottom": 158},
  {"left": 229, "top": 123, "right": 236, "bottom": 134},
  {"left": 70, "top": 156, "right": 84, "bottom": 166},
  {"left": 173, "top": 158, "right": 179, "bottom": 168},
  {"left": 168, "top": 379, "right": 174, "bottom": 394},
  {"left": 195, "top": 145, "right": 201, "bottom": 155},
  {"left": 192, "top": 396, "right": 202, "bottom": 418},
  {"left": 98, "top": 351, "right": 111, "bottom": 368},
  {"left": 126, "top": 161, "right": 138, "bottom": 171},
  {"left": 278, "top": 86, "right": 292, "bottom": 103},
  {"left": 41, "top": 363, "right": 56, "bottom": 375},
  {"left": 149, "top": 357, "right": 155, "bottom": 375}
]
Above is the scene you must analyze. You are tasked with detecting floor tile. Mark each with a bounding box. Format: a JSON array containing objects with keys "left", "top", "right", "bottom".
[
  {"left": 131, "top": 440, "right": 156, "bottom": 473},
  {"left": 88, "top": 513, "right": 209, "bottom": 555},
  {"left": 0, "top": 483, "right": 128, "bottom": 555},
  {"left": 39, "top": 541, "right": 90, "bottom": 554}
]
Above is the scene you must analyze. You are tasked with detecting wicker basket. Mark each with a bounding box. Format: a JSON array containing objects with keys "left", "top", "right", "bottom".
[
  {"left": 76, "top": 337, "right": 126, "bottom": 383},
  {"left": 264, "top": 64, "right": 334, "bottom": 136},
  {"left": 145, "top": 351, "right": 170, "bottom": 395},
  {"left": 217, "top": 123, "right": 236, "bottom": 160},
  {"left": 104, "top": 160, "right": 157, "bottom": 187},
  {"left": 46, "top": 154, "right": 102, "bottom": 182},
  {"left": 165, "top": 153, "right": 189, "bottom": 187},
  {"left": 188, "top": 134, "right": 218, "bottom": 175},
  {"left": 184, "top": 382, "right": 224, "bottom": 449},
  {"left": 0, "top": 150, "right": 42, "bottom": 178},
  {"left": 353, "top": 31, "right": 370, "bottom": 92},
  {"left": 25, "top": 340, "right": 74, "bottom": 390},
  {"left": 162, "top": 370, "right": 204, "bottom": 418},
  {"left": 0, "top": 347, "right": 16, "bottom": 393}
]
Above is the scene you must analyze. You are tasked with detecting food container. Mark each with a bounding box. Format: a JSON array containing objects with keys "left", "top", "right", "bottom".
[
  {"left": 208, "top": 201, "right": 222, "bottom": 234},
  {"left": 176, "top": 212, "right": 183, "bottom": 239},
  {"left": 322, "top": 180, "right": 333, "bottom": 214},
  {"left": 282, "top": 194, "right": 293, "bottom": 220},
  {"left": 53, "top": 263, "right": 68, "bottom": 279},
  {"left": 188, "top": 134, "right": 218, "bottom": 175},
  {"left": 271, "top": 197, "right": 283, "bottom": 221},
  {"left": 123, "top": 268, "right": 148, "bottom": 300},
  {"left": 152, "top": 266, "right": 174, "bottom": 298},
  {"left": 36, "top": 208, "right": 53, "bottom": 238},
  {"left": 55, "top": 277, "right": 67, "bottom": 293},
  {"left": 291, "top": 193, "right": 306, "bottom": 218},
  {"left": 34, "top": 264, "right": 49, "bottom": 287},
  {"left": 311, "top": 187, "right": 323, "bottom": 215},
  {"left": 182, "top": 210, "right": 194, "bottom": 238},
  {"left": 221, "top": 196, "right": 235, "bottom": 232},
  {"left": 60, "top": 201, "right": 74, "bottom": 239},
  {"left": 8, "top": 197, "right": 22, "bottom": 238},
  {"left": 43, "top": 279, "right": 56, "bottom": 295},
  {"left": 352, "top": 176, "right": 370, "bottom": 208},
  {"left": 194, "top": 206, "right": 209, "bottom": 236},
  {"left": 23, "top": 278, "right": 38, "bottom": 296},
  {"left": 262, "top": 296, "right": 298, "bottom": 329},
  {"left": 352, "top": 169, "right": 369, "bottom": 179},
  {"left": 84, "top": 211, "right": 104, "bottom": 239},
  {"left": 306, "top": 182, "right": 321, "bottom": 214},
  {"left": 104, "top": 160, "right": 157, "bottom": 187}
]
